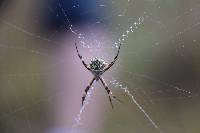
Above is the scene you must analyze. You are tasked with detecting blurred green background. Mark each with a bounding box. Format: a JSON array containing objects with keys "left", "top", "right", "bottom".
[{"left": 0, "top": 0, "right": 200, "bottom": 133}]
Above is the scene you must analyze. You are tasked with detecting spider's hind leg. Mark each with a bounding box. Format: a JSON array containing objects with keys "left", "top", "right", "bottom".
[
  {"left": 99, "top": 77, "right": 119, "bottom": 109},
  {"left": 82, "top": 77, "right": 96, "bottom": 106},
  {"left": 105, "top": 86, "right": 114, "bottom": 109}
]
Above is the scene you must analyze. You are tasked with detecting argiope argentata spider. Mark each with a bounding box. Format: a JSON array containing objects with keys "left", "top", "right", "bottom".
[{"left": 75, "top": 43, "right": 122, "bottom": 108}]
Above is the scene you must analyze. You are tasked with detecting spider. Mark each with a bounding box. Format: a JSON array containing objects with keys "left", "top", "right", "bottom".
[{"left": 75, "top": 42, "right": 122, "bottom": 108}]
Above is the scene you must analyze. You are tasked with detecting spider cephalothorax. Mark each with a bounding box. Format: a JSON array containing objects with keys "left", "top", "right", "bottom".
[
  {"left": 90, "top": 58, "right": 107, "bottom": 75},
  {"left": 75, "top": 43, "right": 121, "bottom": 108}
]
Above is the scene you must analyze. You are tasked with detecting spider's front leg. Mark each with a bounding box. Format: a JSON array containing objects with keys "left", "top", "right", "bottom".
[
  {"left": 104, "top": 43, "right": 121, "bottom": 72},
  {"left": 99, "top": 77, "right": 117, "bottom": 109},
  {"left": 82, "top": 77, "right": 96, "bottom": 106},
  {"left": 75, "top": 43, "right": 91, "bottom": 71}
]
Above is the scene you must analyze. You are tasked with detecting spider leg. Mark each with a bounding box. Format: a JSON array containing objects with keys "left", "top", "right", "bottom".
[
  {"left": 75, "top": 43, "right": 91, "bottom": 71},
  {"left": 99, "top": 76, "right": 117, "bottom": 109},
  {"left": 82, "top": 77, "right": 96, "bottom": 106},
  {"left": 104, "top": 43, "right": 122, "bottom": 72}
]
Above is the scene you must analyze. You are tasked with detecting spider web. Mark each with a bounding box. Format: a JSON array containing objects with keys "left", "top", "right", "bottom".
[{"left": 0, "top": 0, "right": 200, "bottom": 133}]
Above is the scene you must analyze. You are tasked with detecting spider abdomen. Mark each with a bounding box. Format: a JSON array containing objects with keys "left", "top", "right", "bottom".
[{"left": 89, "top": 58, "right": 107, "bottom": 74}]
